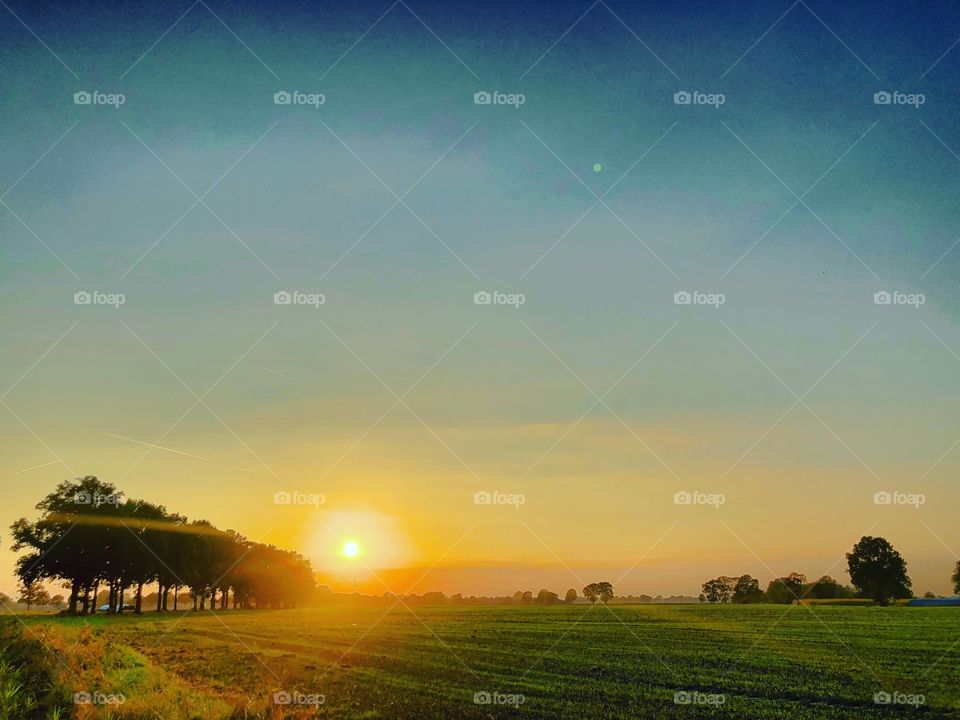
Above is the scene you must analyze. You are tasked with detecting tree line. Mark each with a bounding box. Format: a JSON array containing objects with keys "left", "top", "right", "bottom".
[
  {"left": 9, "top": 476, "right": 315, "bottom": 615},
  {"left": 699, "top": 535, "right": 927, "bottom": 605}
]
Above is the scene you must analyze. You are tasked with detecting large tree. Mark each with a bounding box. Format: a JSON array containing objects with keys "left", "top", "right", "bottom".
[
  {"left": 846, "top": 536, "right": 912, "bottom": 603},
  {"left": 731, "top": 575, "right": 763, "bottom": 603}
]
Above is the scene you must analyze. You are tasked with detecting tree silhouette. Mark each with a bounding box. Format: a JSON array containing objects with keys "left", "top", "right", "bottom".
[{"left": 846, "top": 536, "right": 912, "bottom": 604}]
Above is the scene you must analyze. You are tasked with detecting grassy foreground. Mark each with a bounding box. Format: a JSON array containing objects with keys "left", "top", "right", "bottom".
[{"left": 1, "top": 603, "right": 957, "bottom": 719}]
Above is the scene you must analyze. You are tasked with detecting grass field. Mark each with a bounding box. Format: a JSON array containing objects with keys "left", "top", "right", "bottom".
[{"left": 3, "top": 604, "right": 958, "bottom": 719}]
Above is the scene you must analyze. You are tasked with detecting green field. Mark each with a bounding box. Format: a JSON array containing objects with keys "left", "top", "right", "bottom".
[{"left": 3, "top": 604, "right": 958, "bottom": 719}]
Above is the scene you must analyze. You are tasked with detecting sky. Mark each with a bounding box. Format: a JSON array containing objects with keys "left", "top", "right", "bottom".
[{"left": 1, "top": 0, "right": 960, "bottom": 597}]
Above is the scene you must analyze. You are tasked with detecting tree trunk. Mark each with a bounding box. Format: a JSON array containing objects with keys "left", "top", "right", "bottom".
[
  {"left": 81, "top": 586, "right": 90, "bottom": 615},
  {"left": 118, "top": 585, "right": 125, "bottom": 614},
  {"left": 156, "top": 583, "right": 163, "bottom": 612},
  {"left": 68, "top": 579, "right": 80, "bottom": 615},
  {"left": 135, "top": 582, "right": 143, "bottom": 614},
  {"left": 90, "top": 580, "right": 99, "bottom": 614},
  {"left": 173, "top": 585, "right": 179, "bottom": 611},
  {"left": 192, "top": 592, "right": 198, "bottom": 611}
]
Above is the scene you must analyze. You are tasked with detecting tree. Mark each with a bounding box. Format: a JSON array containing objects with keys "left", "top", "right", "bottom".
[
  {"left": 846, "top": 536, "right": 912, "bottom": 604},
  {"left": 731, "top": 575, "right": 763, "bottom": 603},
  {"left": 583, "top": 582, "right": 613, "bottom": 604},
  {"left": 807, "top": 575, "right": 850, "bottom": 599},
  {"left": 49, "top": 594, "right": 66, "bottom": 608},
  {"left": 701, "top": 577, "right": 733, "bottom": 604},
  {"left": 536, "top": 589, "right": 559, "bottom": 605},
  {"left": 564, "top": 588, "right": 577, "bottom": 604},
  {"left": 16, "top": 580, "right": 50, "bottom": 610},
  {"left": 952, "top": 561, "right": 960, "bottom": 596}
]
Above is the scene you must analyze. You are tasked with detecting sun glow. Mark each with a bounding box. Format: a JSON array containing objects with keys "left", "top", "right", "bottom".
[{"left": 341, "top": 540, "right": 360, "bottom": 558}]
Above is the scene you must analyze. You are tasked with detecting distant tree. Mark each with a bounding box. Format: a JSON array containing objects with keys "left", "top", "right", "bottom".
[
  {"left": 564, "top": 588, "right": 577, "bottom": 604},
  {"left": 521, "top": 591, "right": 533, "bottom": 605},
  {"left": 952, "top": 561, "right": 960, "bottom": 596},
  {"left": 698, "top": 593, "right": 706, "bottom": 603},
  {"left": 731, "top": 575, "right": 763, "bottom": 604},
  {"left": 49, "top": 594, "right": 66, "bottom": 608},
  {"left": 923, "top": 591, "right": 936, "bottom": 599},
  {"left": 846, "top": 536, "right": 912, "bottom": 604},
  {"left": 806, "top": 575, "right": 850, "bottom": 599},
  {"left": 702, "top": 578, "right": 733, "bottom": 604},
  {"left": 536, "top": 589, "right": 559, "bottom": 605},
  {"left": 16, "top": 580, "right": 49, "bottom": 610},
  {"left": 512, "top": 591, "right": 524, "bottom": 604},
  {"left": 582, "top": 582, "right": 614, "bottom": 604}
]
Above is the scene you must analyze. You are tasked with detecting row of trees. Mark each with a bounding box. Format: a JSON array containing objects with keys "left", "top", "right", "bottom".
[
  {"left": 10, "top": 476, "right": 315, "bottom": 614},
  {"left": 700, "top": 536, "right": 916, "bottom": 605}
]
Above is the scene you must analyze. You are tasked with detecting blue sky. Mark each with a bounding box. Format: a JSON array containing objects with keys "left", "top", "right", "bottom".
[{"left": 1, "top": 0, "right": 960, "bottom": 596}]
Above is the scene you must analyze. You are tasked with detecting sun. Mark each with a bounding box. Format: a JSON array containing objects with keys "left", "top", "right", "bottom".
[{"left": 341, "top": 540, "right": 361, "bottom": 558}]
